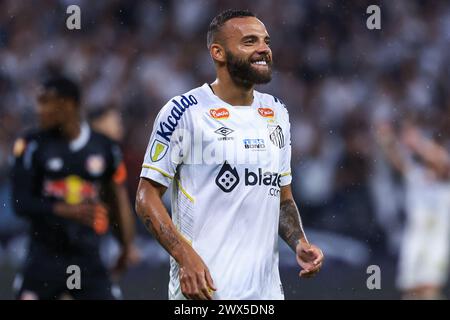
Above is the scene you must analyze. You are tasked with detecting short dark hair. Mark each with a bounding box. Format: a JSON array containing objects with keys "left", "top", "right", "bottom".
[
  {"left": 207, "top": 9, "right": 256, "bottom": 48},
  {"left": 41, "top": 76, "right": 81, "bottom": 105}
]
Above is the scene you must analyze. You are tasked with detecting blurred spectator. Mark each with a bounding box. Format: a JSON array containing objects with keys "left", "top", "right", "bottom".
[
  {"left": 376, "top": 120, "right": 450, "bottom": 299},
  {"left": 88, "top": 105, "right": 125, "bottom": 142}
]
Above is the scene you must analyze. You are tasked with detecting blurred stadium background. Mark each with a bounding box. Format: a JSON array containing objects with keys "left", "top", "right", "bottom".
[{"left": 1, "top": 0, "right": 450, "bottom": 299}]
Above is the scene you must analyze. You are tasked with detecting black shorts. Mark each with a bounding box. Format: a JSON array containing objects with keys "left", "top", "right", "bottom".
[{"left": 14, "top": 247, "right": 120, "bottom": 300}]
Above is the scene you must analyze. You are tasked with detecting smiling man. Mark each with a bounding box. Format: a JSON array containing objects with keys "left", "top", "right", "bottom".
[{"left": 135, "top": 9, "right": 324, "bottom": 300}]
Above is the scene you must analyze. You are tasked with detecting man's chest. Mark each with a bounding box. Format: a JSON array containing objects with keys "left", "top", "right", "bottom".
[
  {"left": 189, "top": 106, "right": 286, "bottom": 167},
  {"left": 34, "top": 143, "right": 109, "bottom": 204}
]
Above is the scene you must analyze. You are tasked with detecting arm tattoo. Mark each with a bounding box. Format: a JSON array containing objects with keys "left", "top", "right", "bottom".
[
  {"left": 279, "top": 199, "right": 306, "bottom": 251},
  {"left": 143, "top": 217, "right": 181, "bottom": 252}
]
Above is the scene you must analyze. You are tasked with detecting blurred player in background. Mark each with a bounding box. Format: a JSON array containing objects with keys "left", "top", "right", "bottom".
[
  {"left": 135, "top": 9, "right": 324, "bottom": 300},
  {"left": 10, "top": 76, "right": 136, "bottom": 300},
  {"left": 88, "top": 105, "right": 125, "bottom": 143},
  {"left": 376, "top": 120, "right": 450, "bottom": 299}
]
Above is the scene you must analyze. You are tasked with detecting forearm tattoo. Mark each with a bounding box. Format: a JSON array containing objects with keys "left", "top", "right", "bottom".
[
  {"left": 143, "top": 216, "right": 181, "bottom": 253},
  {"left": 279, "top": 199, "right": 306, "bottom": 251}
]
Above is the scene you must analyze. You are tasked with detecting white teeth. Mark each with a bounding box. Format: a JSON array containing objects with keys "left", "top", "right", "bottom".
[{"left": 253, "top": 61, "right": 267, "bottom": 65}]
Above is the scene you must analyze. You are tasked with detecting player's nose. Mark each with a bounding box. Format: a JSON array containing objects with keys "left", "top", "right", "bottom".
[{"left": 256, "top": 42, "right": 270, "bottom": 56}]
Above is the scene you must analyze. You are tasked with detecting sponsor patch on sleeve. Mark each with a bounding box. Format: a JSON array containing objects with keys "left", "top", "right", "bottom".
[{"left": 150, "top": 139, "right": 169, "bottom": 162}]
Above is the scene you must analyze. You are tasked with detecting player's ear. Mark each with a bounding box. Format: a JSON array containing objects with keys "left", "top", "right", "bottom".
[{"left": 210, "top": 43, "right": 226, "bottom": 64}]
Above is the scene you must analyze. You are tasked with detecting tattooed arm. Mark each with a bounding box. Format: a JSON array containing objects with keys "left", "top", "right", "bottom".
[
  {"left": 279, "top": 185, "right": 324, "bottom": 277},
  {"left": 135, "top": 178, "right": 216, "bottom": 299},
  {"left": 279, "top": 191, "right": 307, "bottom": 251}
]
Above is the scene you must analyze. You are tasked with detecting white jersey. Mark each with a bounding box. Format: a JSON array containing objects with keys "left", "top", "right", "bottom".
[
  {"left": 397, "top": 161, "right": 450, "bottom": 290},
  {"left": 141, "top": 83, "right": 292, "bottom": 300}
]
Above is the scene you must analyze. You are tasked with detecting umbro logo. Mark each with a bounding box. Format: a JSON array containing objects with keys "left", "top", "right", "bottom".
[
  {"left": 215, "top": 127, "right": 234, "bottom": 136},
  {"left": 214, "top": 127, "right": 234, "bottom": 141}
]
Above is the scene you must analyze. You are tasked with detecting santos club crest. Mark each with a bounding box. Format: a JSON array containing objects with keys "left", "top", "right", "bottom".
[{"left": 268, "top": 125, "right": 285, "bottom": 149}]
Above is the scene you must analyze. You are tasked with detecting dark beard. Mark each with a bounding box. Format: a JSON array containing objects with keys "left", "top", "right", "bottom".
[{"left": 225, "top": 50, "right": 272, "bottom": 87}]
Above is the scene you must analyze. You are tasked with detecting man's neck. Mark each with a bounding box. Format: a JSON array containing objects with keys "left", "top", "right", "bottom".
[
  {"left": 210, "top": 74, "right": 254, "bottom": 106},
  {"left": 59, "top": 118, "right": 81, "bottom": 141}
]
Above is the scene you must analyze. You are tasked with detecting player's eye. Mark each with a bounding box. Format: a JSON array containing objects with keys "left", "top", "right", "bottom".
[{"left": 243, "top": 37, "right": 257, "bottom": 45}]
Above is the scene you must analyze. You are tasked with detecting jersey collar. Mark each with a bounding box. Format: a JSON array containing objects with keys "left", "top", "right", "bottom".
[
  {"left": 69, "top": 122, "right": 91, "bottom": 152},
  {"left": 203, "top": 83, "right": 258, "bottom": 108}
]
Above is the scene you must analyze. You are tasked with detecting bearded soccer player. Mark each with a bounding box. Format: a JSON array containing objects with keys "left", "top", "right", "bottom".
[
  {"left": 10, "top": 76, "right": 136, "bottom": 299},
  {"left": 136, "top": 9, "right": 324, "bottom": 300}
]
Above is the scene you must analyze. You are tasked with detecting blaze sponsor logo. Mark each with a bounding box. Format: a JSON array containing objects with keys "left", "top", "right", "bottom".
[
  {"left": 245, "top": 168, "right": 281, "bottom": 188},
  {"left": 215, "top": 162, "right": 239, "bottom": 192},
  {"left": 156, "top": 95, "right": 198, "bottom": 142},
  {"left": 43, "top": 175, "right": 98, "bottom": 205},
  {"left": 245, "top": 168, "right": 281, "bottom": 197},
  {"left": 258, "top": 108, "right": 274, "bottom": 118},
  {"left": 209, "top": 108, "right": 229, "bottom": 119},
  {"left": 215, "top": 164, "right": 281, "bottom": 197}
]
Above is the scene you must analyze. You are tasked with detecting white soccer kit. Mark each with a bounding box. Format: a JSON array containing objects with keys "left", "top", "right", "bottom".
[
  {"left": 140, "top": 83, "right": 292, "bottom": 300},
  {"left": 397, "top": 163, "right": 450, "bottom": 290}
]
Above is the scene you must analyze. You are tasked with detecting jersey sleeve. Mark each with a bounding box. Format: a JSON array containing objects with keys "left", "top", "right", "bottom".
[
  {"left": 10, "top": 134, "right": 55, "bottom": 219},
  {"left": 108, "top": 140, "right": 128, "bottom": 185},
  {"left": 140, "top": 98, "right": 192, "bottom": 188},
  {"left": 279, "top": 106, "right": 292, "bottom": 187}
]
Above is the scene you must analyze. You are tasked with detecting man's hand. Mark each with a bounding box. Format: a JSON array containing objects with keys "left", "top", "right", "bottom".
[
  {"left": 178, "top": 245, "right": 217, "bottom": 300},
  {"left": 296, "top": 239, "right": 324, "bottom": 278},
  {"left": 53, "top": 201, "right": 109, "bottom": 234},
  {"left": 136, "top": 178, "right": 216, "bottom": 300}
]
